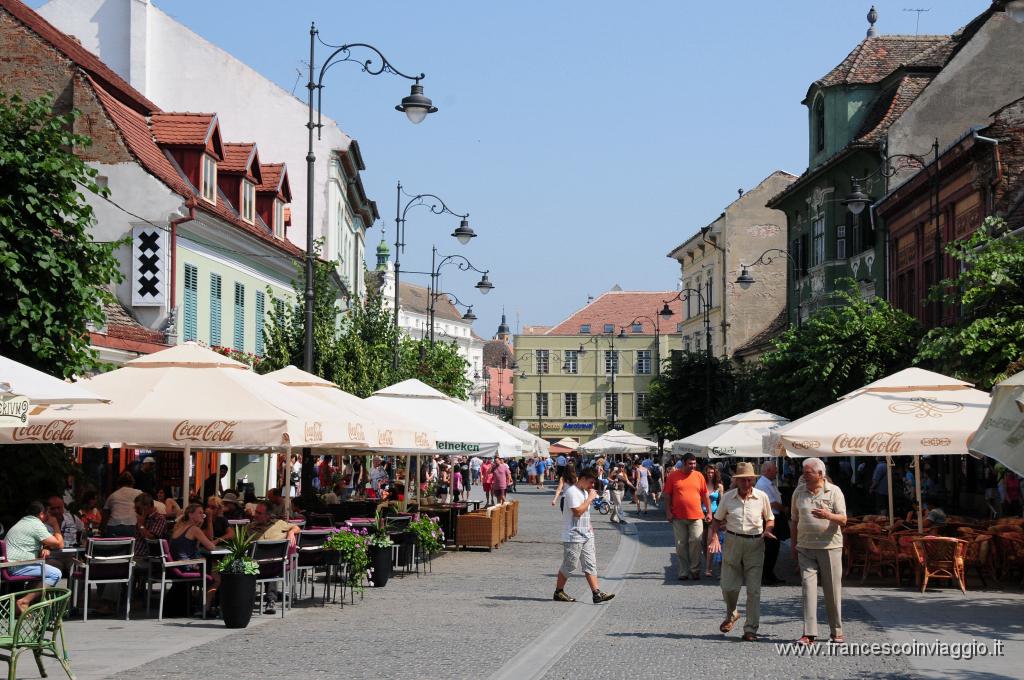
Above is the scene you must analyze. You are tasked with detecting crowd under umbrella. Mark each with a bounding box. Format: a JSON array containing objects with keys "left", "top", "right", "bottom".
[
  {"left": 970, "top": 370, "right": 1024, "bottom": 477},
  {"left": 579, "top": 429, "right": 658, "bottom": 458},
  {"left": 764, "top": 367, "right": 992, "bottom": 532},
  {"left": 670, "top": 409, "right": 789, "bottom": 459},
  {"left": 0, "top": 343, "right": 375, "bottom": 505}
]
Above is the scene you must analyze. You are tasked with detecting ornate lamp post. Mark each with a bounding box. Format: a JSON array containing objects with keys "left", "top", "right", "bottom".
[
  {"left": 659, "top": 286, "right": 713, "bottom": 421},
  {"left": 578, "top": 329, "right": 626, "bottom": 431},
  {"left": 735, "top": 248, "right": 803, "bottom": 327},
  {"left": 427, "top": 246, "right": 493, "bottom": 345},
  {"left": 514, "top": 350, "right": 572, "bottom": 441}
]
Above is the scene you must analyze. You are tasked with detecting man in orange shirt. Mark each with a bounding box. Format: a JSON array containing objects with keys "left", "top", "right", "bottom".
[{"left": 664, "top": 453, "right": 712, "bottom": 580}]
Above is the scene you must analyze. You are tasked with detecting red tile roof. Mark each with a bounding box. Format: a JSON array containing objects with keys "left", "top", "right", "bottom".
[
  {"left": 813, "top": 35, "right": 949, "bottom": 91},
  {"left": 220, "top": 142, "right": 256, "bottom": 172},
  {"left": 542, "top": 291, "right": 684, "bottom": 335},
  {"left": 258, "top": 163, "right": 291, "bottom": 202},
  {"left": 151, "top": 112, "right": 218, "bottom": 147},
  {"left": 0, "top": 0, "right": 157, "bottom": 114},
  {"left": 855, "top": 74, "right": 935, "bottom": 144}
]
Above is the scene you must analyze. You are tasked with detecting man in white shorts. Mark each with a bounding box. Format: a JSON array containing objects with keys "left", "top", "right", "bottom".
[{"left": 553, "top": 469, "right": 615, "bottom": 604}]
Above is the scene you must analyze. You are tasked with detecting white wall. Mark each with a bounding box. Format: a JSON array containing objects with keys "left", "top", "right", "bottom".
[{"left": 39, "top": 0, "right": 367, "bottom": 298}]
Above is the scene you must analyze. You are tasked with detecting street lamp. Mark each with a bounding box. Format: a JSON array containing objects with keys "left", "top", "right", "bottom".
[
  {"left": 432, "top": 291, "right": 477, "bottom": 322},
  {"left": 428, "top": 246, "right": 493, "bottom": 345},
  {"left": 841, "top": 138, "right": 940, "bottom": 318},
  {"left": 514, "top": 350, "right": 571, "bottom": 441},
  {"left": 303, "top": 25, "right": 436, "bottom": 491},
  {"left": 660, "top": 286, "right": 713, "bottom": 422},
  {"left": 735, "top": 248, "right": 803, "bottom": 327},
  {"left": 578, "top": 330, "right": 623, "bottom": 431},
  {"left": 393, "top": 185, "right": 474, "bottom": 368}
]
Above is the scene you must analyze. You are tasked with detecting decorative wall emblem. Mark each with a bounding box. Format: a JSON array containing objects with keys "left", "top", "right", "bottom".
[
  {"left": 888, "top": 398, "right": 964, "bottom": 418},
  {"left": 131, "top": 225, "right": 168, "bottom": 306},
  {"left": 792, "top": 440, "right": 821, "bottom": 450}
]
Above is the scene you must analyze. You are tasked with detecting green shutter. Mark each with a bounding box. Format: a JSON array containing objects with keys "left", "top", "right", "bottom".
[
  {"left": 255, "top": 291, "right": 265, "bottom": 356},
  {"left": 183, "top": 263, "right": 197, "bottom": 341},
  {"left": 233, "top": 282, "right": 245, "bottom": 351},
  {"left": 210, "top": 273, "right": 222, "bottom": 347}
]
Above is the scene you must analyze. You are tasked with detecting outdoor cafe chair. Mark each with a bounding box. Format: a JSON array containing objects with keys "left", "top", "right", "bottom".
[
  {"left": 295, "top": 530, "right": 331, "bottom": 600},
  {"left": 390, "top": 531, "right": 417, "bottom": 577},
  {"left": 912, "top": 536, "right": 967, "bottom": 594},
  {"left": 250, "top": 540, "right": 290, "bottom": 618},
  {"left": 71, "top": 538, "right": 135, "bottom": 621},
  {"left": 991, "top": 532, "right": 1024, "bottom": 586},
  {"left": 306, "top": 513, "right": 334, "bottom": 528},
  {"left": 0, "top": 541, "right": 46, "bottom": 596},
  {"left": 0, "top": 587, "right": 73, "bottom": 680},
  {"left": 145, "top": 539, "right": 208, "bottom": 621},
  {"left": 963, "top": 533, "right": 995, "bottom": 588}
]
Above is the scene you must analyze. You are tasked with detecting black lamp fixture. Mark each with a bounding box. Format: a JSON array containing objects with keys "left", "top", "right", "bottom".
[
  {"left": 617, "top": 328, "right": 627, "bottom": 339},
  {"left": 475, "top": 273, "right": 494, "bottom": 295},
  {"left": 840, "top": 179, "right": 871, "bottom": 216},
  {"left": 659, "top": 302, "right": 674, "bottom": 318},
  {"left": 461, "top": 306, "right": 477, "bottom": 322},
  {"left": 451, "top": 218, "right": 476, "bottom": 245},
  {"left": 735, "top": 266, "right": 755, "bottom": 286},
  {"left": 395, "top": 80, "right": 438, "bottom": 124}
]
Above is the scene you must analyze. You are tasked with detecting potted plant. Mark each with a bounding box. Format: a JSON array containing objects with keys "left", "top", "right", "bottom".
[
  {"left": 409, "top": 514, "right": 444, "bottom": 559},
  {"left": 366, "top": 507, "right": 395, "bottom": 587},
  {"left": 323, "top": 528, "right": 370, "bottom": 593},
  {"left": 214, "top": 526, "right": 259, "bottom": 628}
]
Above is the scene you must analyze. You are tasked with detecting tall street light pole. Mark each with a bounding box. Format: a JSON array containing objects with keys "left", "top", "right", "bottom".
[
  {"left": 735, "top": 248, "right": 803, "bottom": 327},
  {"left": 578, "top": 330, "right": 624, "bottom": 432},
  {"left": 393, "top": 186, "right": 476, "bottom": 368},
  {"left": 428, "top": 246, "right": 493, "bottom": 345}
]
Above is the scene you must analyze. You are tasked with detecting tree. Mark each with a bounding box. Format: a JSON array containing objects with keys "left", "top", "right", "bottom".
[
  {"left": 755, "top": 282, "right": 921, "bottom": 419},
  {"left": 916, "top": 217, "right": 1024, "bottom": 389},
  {"left": 644, "top": 351, "right": 751, "bottom": 441},
  {"left": 0, "top": 94, "right": 124, "bottom": 527}
]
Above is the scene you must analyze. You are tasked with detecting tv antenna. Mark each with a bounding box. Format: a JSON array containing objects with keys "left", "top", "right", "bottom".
[{"left": 903, "top": 8, "right": 931, "bottom": 35}]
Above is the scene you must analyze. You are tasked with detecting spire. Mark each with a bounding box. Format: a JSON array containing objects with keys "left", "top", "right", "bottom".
[
  {"left": 866, "top": 5, "right": 878, "bottom": 37},
  {"left": 375, "top": 238, "right": 390, "bottom": 271}
]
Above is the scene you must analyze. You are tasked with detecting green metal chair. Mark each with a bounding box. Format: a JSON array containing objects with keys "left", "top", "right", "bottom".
[{"left": 0, "top": 587, "right": 74, "bottom": 680}]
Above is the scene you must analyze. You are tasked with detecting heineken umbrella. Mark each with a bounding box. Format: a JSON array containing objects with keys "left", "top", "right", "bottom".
[
  {"left": 969, "top": 371, "right": 1024, "bottom": 476},
  {"left": 366, "top": 379, "right": 523, "bottom": 458},
  {"left": 0, "top": 354, "right": 107, "bottom": 428},
  {"left": 672, "top": 409, "right": 789, "bottom": 458},
  {"left": 264, "top": 365, "right": 438, "bottom": 454},
  {"left": 579, "top": 429, "right": 657, "bottom": 455},
  {"left": 456, "top": 403, "right": 550, "bottom": 458}
]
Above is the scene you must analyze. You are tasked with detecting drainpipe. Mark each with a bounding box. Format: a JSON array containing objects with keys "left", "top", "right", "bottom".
[
  {"left": 168, "top": 200, "right": 197, "bottom": 312},
  {"left": 972, "top": 132, "right": 1002, "bottom": 214}
]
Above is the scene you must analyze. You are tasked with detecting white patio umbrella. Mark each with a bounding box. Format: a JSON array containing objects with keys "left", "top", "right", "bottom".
[
  {"left": 554, "top": 437, "right": 579, "bottom": 451},
  {"left": 457, "top": 404, "right": 550, "bottom": 458},
  {"left": 672, "top": 409, "right": 789, "bottom": 458},
  {"left": 367, "top": 379, "right": 523, "bottom": 459},
  {"left": 0, "top": 354, "right": 107, "bottom": 427},
  {"left": 579, "top": 429, "right": 657, "bottom": 456},
  {"left": 969, "top": 370, "right": 1024, "bottom": 476},
  {"left": 765, "top": 367, "right": 991, "bottom": 531}
]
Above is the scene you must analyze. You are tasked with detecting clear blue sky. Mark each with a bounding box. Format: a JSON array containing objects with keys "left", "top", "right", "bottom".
[{"left": 41, "top": 0, "right": 989, "bottom": 338}]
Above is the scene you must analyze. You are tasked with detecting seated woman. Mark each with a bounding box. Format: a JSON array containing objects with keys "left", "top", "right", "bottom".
[
  {"left": 169, "top": 503, "right": 221, "bottom": 615},
  {"left": 204, "top": 496, "right": 234, "bottom": 542},
  {"left": 155, "top": 487, "right": 182, "bottom": 520}
]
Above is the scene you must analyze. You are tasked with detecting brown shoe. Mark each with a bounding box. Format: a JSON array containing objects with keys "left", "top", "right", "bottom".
[
  {"left": 719, "top": 611, "right": 740, "bottom": 633},
  {"left": 742, "top": 632, "right": 758, "bottom": 642}
]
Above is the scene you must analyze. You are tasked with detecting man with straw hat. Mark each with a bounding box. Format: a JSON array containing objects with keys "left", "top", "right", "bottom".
[{"left": 707, "top": 461, "right": 775, "bottom": 642}]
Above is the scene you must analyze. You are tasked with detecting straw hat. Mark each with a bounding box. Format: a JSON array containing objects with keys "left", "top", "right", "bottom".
[
  {"left": 732, "top": 462, "right": 758, "bottom": 478},
  {"left": 221, "top": 492, "right": 240, "bottom": 506}
]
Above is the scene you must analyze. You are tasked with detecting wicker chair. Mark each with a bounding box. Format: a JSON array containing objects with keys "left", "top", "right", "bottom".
[
  {"left": 912, "top": 537, "right": 967, "bottom": 593},
  {"left": 991, "top": 532, "right": 1024, "bottom": 585},
  {"left": 0, "top": 587, "right": 73, "bottom": 680},
  {"left": 963, "top": 533, "right": 995, "bottom": 588},
  {"left": 456, "top": 509, "right": 501, "bottom": 551}
]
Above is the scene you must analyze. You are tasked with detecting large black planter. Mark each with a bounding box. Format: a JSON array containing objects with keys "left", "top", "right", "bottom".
[
  {"left": 369, "top": 545, "right": 392, "bottom": 587},
  {"left": 219, "top": 573, "right": 257, "bottom": 628}
]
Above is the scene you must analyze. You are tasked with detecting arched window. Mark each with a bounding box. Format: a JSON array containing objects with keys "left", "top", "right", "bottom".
[{"left": 813, "top": 97, "right": 825, "bottom": 152}]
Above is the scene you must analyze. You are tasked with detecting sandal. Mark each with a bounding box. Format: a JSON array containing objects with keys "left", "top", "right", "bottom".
[
  {"left": 797, "top": 635, "right": 815, "bottom": 646},
  {"left": 742, "top": 632, "right": 758, "bottom": 642},
  {"left": 830, "top": 635, "right": 845, "bottom": 644},
  {"left": 719, "top": 611, "right": 740, "bottom": 633}
]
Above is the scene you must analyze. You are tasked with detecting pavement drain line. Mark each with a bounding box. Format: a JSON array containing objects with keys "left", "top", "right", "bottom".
[{"left": 487, "top": 523, "right": 641, "bottom": 680}]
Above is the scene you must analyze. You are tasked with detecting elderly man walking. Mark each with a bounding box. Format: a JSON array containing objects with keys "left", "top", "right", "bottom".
[
  {"left": 708, "top": 462, "right": 774, "bottom": 641},
  {"left": 664, "top": 453, "right": 711, "bottom": 580},
  {"left": 791, "top": 457, "right": 848, "bottom": 645}
]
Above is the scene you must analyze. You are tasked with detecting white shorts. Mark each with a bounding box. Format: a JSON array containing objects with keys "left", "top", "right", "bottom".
[{"left": 561, "top": 537, "right": 597, "bottom": 575}]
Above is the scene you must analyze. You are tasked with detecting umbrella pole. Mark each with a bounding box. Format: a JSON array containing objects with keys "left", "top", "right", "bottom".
[
  {"left": 284, "top": 446, "right": 292, "bottom": 517},
  {"left": 886, "top": 456, "right": 895, "bottom": 529},
  {"left": 402, "top": 455, "right": 410, "bottom": 513},
  {"left": 915, "top": 454, "right": 923, "bottom": 534},
  {"left": 182, "top": 446, "right": 190, "bottom": 507}
]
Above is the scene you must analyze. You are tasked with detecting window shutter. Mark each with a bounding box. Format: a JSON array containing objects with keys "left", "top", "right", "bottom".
[
  {"left": 233, "top": 282, "right": 245, "bottom": 351},
  {"left": 255, "top": 291, "right": 266, "bottom": 356},
  {"left": 183, "top": 264, "right": 198, "bottom": 342},
  {"left": 210, "top": 273, "right": 222, "bottom": 347}
]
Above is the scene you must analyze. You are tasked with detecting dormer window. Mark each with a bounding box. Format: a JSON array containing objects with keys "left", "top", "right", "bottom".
[
  {"left": 273, "top": 199, "right": 285, "bottom": 239},
  {"left": 201, "top": 154, "right": 217, "bottom": 203},
  {"left": 241, "top": 180, "right": 255, "bottom": 223}
]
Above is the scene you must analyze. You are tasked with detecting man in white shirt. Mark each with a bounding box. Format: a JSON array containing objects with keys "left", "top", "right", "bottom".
[
  {"left": 469, "top": 456, "right": 482, "bottom": 484},
  {"left": 755, "top": 461, "right": 785, "bottom": 586},
  {"left": 553, "top": 469, "right": 615, "bottom": 605}
]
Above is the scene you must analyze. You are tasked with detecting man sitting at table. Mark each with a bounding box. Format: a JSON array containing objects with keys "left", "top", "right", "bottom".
[
  {"left": 45, "top": 495, "right": 83, "bottom": 577},
  {"left": 249, "top": 501, "right": 301, "bottom": 614},
  {"left": 6, "top": 501, "right": 64, "bottom": 614}
]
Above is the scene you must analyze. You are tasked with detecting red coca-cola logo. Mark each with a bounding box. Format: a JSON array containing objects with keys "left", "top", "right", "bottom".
[
  {"left": 304, "top": 422, "right": 324, "bottom": 443},
  {"left": 377, "top": 429, "right": 395, "bottom": 446},
  {"left": 832, "top": 432, "right": 902, "bottom": 454},
  {"left": 12, "top": 419, "right": 78, "bottom": 442},
  {"left": 172, "top": 420, "right": 238, "bottom": 443}
]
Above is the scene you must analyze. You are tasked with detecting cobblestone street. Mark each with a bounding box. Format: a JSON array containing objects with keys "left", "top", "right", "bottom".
[{"left": 57, "top": 485, "right": 1020, "bottom": 680}]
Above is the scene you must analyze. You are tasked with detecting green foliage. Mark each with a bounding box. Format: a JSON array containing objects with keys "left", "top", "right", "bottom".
[
  {"left": 214, "top": 525, "right": 259, "bottom": 575},
  {"left": 0, "top": 94, "right": 124, "bottom": 376},
  {"left": 915, "top": 217, "right": 1024, "bottom": 388},
  {"left": 644, "top": 351, "right": 753, "bottom": 440},
  {"left": 409, "top": 514, "right": 444, "bottom": 555},
  {"left": 756, "top": 282, "right": 921, "bottom": 419},
  {"left": 322, "top": 528, "right": 370, "bottom": 593},
  {"left": 366, "top": 506, "right": 394, "bottom": 549},
  {"left": 0, "top": 94, "right": 125, "bottom": 527}
]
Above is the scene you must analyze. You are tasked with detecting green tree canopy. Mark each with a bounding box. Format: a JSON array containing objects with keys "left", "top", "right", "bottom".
[{"left": 916, "top": 217, "right": 1024, "bottom": 388}]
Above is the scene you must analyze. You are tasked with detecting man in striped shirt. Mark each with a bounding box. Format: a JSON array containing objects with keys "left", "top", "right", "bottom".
[{"left": 553, "top": 469, "right": 615, "bottom": 604}]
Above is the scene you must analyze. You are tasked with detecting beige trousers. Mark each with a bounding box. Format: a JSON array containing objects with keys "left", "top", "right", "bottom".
[
  {"left": 672, "top": 519, "right": 704, "bottom": 576},
  {"left": 609, "top": 489, "right": 624, "bottom": 522},
  {"left": 720, "top": 534, "right": 764, "bottom": 634},
  {"left": 797, "top": 547, "right": 843, "bottom": 639}
]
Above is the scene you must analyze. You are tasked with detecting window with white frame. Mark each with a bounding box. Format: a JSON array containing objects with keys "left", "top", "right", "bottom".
[
  {"left": 636, "top": 350, "right": 652, "bottom": 374},
  {"left": 273, "top": 200, "right": 285, "bottom": 238},
  {"left": 631, "top": 322, "right": 643, "bottom": 333},
  {"left": 604, "top": 350, "right": 619, "bottom": 375},
  {"left": 564, "top": 350, "right": 578, "bottom": 374},
  {"left": 535, "top": 349, "right": 549, "bottom": 374},
  {"left": 813, "top": 217, "right": 825, "bottom": 265},
  {"left": 564, "top": 392, "right": 578, "bottom": 417},
  {"left": 636, "top": 392, "right": 648, "bottom": 418},
  {"left": 604, "top": 393, "right": 618, "bottom": 418},
  {"left": 836, "top": 220, "right": 847, "bottom": 260},
  {"left": 201, "top": 154, "right": 217, "bottom": 203},
  {"left": 240, "top": 180, "right": 255, "bottom": 223},
  {"left": 536, "top": 392, "right": 549, "bottom": 417}
]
